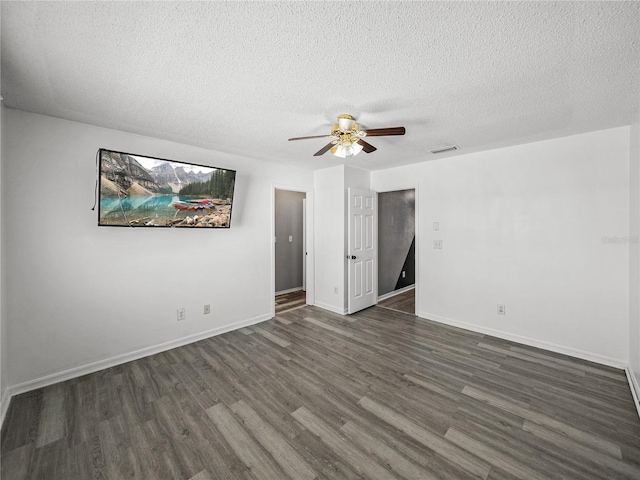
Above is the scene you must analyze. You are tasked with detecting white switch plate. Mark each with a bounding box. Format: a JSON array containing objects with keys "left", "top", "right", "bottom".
[
  {"left": 177, "top": 308, "right": 186, "bottom": 321},
  {"left": 433, "top": 222, "right": 439, "bottom": 231},
  {"left": 204, "top": 304, "right": 210, "bottom": 314},
  {"left": 433, "top": 240, "right": 443, "bottom": 249},
  {"left": 289, "top": 235, "right": 293, "bottom": 242},
  {"left": 497, "top": 304, "right": 506, "bottom": 315}
]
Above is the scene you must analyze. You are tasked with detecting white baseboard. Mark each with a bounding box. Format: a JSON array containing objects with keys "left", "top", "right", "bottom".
[
  {"left": 0, "top": 387, "right": 11, "bottom": 428},
  {"left": 1, "top": 312, "right": 274, "bottom": 423},
  {"left": 626, "top": 365, "right": 640, "bottom": 420},
  {"left": 377, "top": 285, "right": 415, "bottom": 302},
  {"left": 418, "top": 311, "right": 627, "bottom": 369},
  {"left": 314, "top": 301, "right": 348, "bottom": 316},
  {"left": 275, "top": 286, "right": 303, "bottom": 296},
  {"left": 4, "top": 306, "right": 635, "bottom": 428}
]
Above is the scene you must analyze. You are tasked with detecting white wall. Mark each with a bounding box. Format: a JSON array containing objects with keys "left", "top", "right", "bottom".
[
  {"left": 372, "top": 127, "right": 631, "bottom": 366},
  {"left": 344, "top": 165, "right": 371, "bottom": 191},
  {"left": 313, "top": 165, "right": 346, "bottom": 313},
  {"left": 630, "top": 119, "right": 640, "bottom": 392},
  {"left": 0, "top": 104, "right": 6, "bottom": 417},
  {"left": 4, "top": 109, "right": 312, "bottom": 389}
]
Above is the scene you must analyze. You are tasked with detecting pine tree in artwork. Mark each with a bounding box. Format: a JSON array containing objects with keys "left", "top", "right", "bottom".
[{"left": 178, "top": 168, "right": 235, "bottom": 199}]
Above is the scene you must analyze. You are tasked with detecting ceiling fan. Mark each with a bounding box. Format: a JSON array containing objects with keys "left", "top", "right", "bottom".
[{"left": 288, "top": 114, "right": 406, "bottom": 158}]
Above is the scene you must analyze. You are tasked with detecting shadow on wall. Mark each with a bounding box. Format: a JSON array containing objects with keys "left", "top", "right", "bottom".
[{"left": 378, "top": 189, "right": 415, "bottom": 296}]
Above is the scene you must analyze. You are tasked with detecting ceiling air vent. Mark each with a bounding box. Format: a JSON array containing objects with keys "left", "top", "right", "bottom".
[{"left": 431, "top": 145, "right": 459, "bottom": 154}]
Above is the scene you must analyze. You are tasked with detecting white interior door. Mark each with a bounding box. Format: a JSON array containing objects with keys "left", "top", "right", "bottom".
[{"left": 348, "top": 188, "right": 377, "bottom": 314}]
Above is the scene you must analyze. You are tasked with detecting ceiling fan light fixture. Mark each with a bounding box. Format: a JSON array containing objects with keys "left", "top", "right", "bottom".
[
  {"left": 332, "top": 141, "right": 363, "bottom": 158},
  {"left": 343, "top": 144, "right": 355, "bottom": 157}
]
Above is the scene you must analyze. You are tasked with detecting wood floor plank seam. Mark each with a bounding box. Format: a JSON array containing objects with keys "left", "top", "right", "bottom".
[
  {"left": 291, "top": 406, "right": 398, "bottom": 480},
  {"left": 461, "top": 385, "right": 624, "bottom": 458},
  {"left": 206, "top": 402, "right": 289, "bottom": 480},
  {"left": 357, "top": 395, "right": 492, "bottom": 479}
]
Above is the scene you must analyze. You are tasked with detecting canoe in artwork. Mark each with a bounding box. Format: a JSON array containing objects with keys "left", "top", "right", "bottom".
[{"left": 170, "top": 199, "right": 224, "bottom": 211}]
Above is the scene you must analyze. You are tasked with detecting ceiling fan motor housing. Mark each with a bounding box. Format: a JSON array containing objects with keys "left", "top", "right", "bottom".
[{"left": 337, "top": 114, "right": 356, "bottom": 132}]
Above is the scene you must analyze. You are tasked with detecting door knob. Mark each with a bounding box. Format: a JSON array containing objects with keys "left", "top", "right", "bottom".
[{"left": 346, "top": 255, "right": 357, "bottom": 260}]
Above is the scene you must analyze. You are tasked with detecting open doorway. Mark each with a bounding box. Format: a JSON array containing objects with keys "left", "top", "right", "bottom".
[
  {"left": 274, "top": 189, "right": 307, "bottom": 315},
  {"left": 377, "top": 189, "right": 416, "bottom": 315}
]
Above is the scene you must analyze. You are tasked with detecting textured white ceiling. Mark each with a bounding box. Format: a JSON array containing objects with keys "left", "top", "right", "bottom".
[{"left": 2, "top": 1, "right": 639, "bottom": 171}]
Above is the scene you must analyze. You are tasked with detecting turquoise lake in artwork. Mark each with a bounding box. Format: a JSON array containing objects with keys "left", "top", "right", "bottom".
[{"left": 99, "top": 195, "right": 226, "bottom": 226}]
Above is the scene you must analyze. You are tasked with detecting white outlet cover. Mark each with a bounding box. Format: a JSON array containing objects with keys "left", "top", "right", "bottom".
[{"left": 433, "top": 222, "right": 439, "bottom": 231}]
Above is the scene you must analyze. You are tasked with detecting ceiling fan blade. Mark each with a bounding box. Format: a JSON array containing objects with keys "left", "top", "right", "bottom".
[
  {"left": 313, "top": 142, "right": 335, "bottom": 156},
  {"left": 363, "top": 127, "right": 406, "bottom": 137},
  {"left": 288, "top": 134, "right": 334, "bottom": 141},
  {"left": 356, "top": 139, "right": 377, "bottom": 153}
]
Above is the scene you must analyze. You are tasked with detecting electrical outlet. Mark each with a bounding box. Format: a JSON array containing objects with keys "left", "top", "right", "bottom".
[
  {"left": 433, "top": 240, "right": 443, "bottom": 249},
  {"left": 402, "top": 271, "right": 406, "bottom": 278},
  {"left": 204, "top": 304, "right": 210, "bottom": 315},
  {"left": 334, "top": 287, "right": 339, "bottom": 294},
  {"left": 497, "top": 304, "right": 506, "bottom": 315},
  {"left": 177, "top": 308, "right": 186, "bottom": 321},
  {"left": 433, "top": 222, "right": 439, "bottom": 231}
]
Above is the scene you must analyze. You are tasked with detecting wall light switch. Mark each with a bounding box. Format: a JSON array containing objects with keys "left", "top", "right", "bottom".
[
  {"left": 497, "top": 304, "right": 506, "bottom": 315},
  {"left": 433, "top": 222, "right": 439, "bottom": 231},
  {"left": 289, "top": 235, "right": 293, "bottom": 242},
  {"left": 434, "top": 240, "right": 443, "bottom": 249}
]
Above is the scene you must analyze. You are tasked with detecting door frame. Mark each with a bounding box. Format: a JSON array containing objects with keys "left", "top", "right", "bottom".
[
  {"left": 271, "top": 184, "right": 315, "bottom": 318},
  {"left": 375, "top": 185, "right": 419, "bottom": 316}
]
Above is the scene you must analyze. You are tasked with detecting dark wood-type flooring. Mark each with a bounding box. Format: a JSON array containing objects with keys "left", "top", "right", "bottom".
[
  {"left": 3, "top": 305, "right": 640, "bottom": 480},
  {"left": 275, "top": 289, "right": 306, "bottom": 315},
  {"left": 378, "top": 288, "right": 415, "bottom": 315}
]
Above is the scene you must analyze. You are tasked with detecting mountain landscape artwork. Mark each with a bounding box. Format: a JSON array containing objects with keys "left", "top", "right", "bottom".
[{"left": 98, "top": 149, "right": 236, "bottom": 227}]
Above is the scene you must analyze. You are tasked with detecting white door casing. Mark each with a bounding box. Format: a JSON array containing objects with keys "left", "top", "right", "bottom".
[
  {"left": 348, "top": 188, "right": 377, "bottom": 314},
  {"left": 302, "top": 198, "right": 306, "bottom": 292},
  {"left": 271, "top": 185, "right": 314, "bottom": 319}
]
